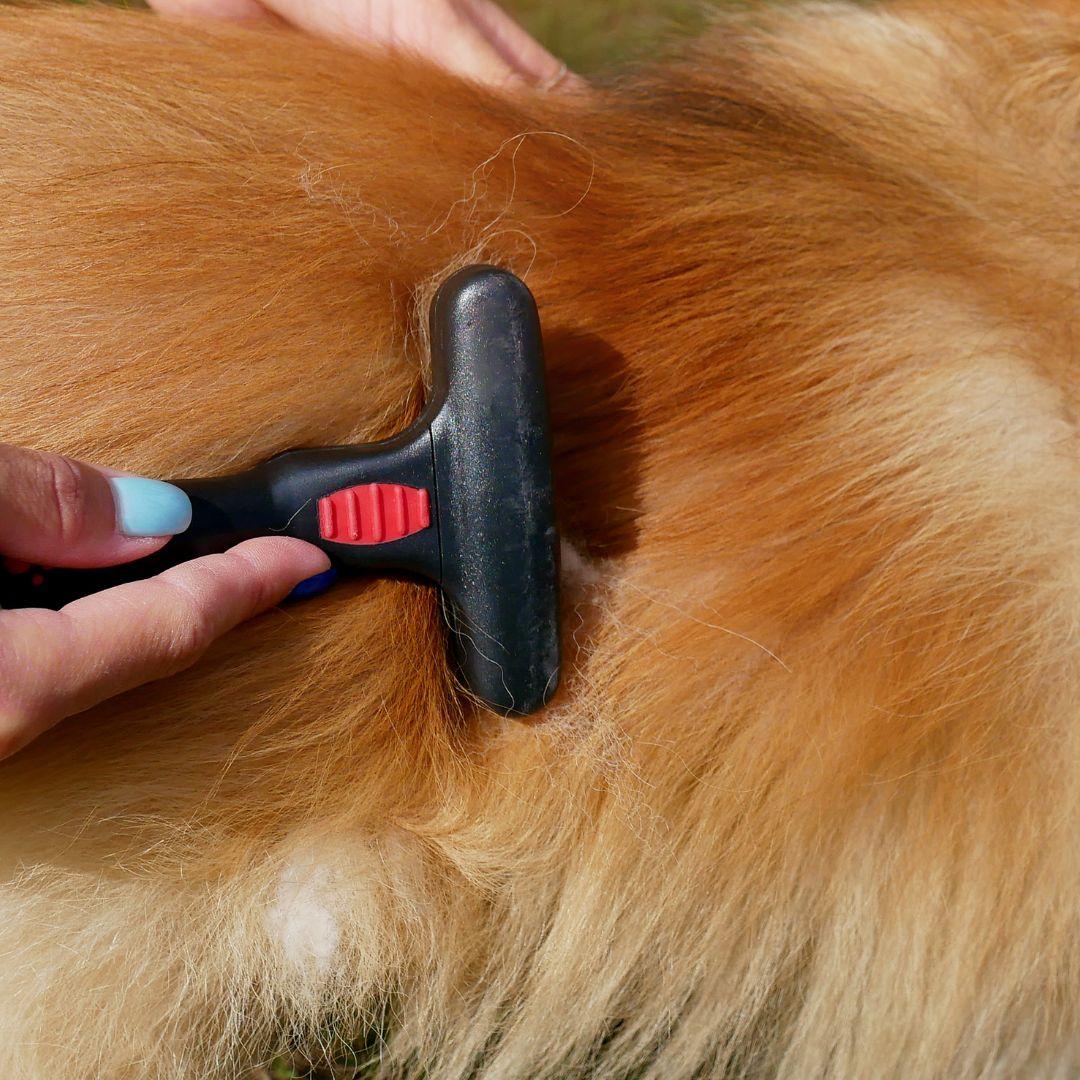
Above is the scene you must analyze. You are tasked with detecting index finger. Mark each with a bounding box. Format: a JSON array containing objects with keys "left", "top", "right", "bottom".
[{"left": 0, "top": 536, "right": 329, "bottom": 759}]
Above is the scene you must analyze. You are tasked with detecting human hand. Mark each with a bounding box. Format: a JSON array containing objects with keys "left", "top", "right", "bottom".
[
  {"left": 147, "top": 0, "right": 581, "bottom": 91},
  {"left": 0, "top": 444, "right": 331, "bottom": 761}
]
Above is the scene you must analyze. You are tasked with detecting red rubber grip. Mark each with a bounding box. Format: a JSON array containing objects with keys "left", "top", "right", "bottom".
[{"left": 317, "top": 483, "right": 431, "bottom": 546}]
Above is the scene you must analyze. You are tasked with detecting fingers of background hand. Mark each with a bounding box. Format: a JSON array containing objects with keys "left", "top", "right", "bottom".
[
  {"left": 150, "top": 0, "right": 272, "bottom": 22},
  {"left": 0, "top": 537, "right": 329, "bottom": 760},
  {"left": 246, "top": 0, "right": 517, "bottom": 85},
  {"left": 0, "top": 444, "right": 190, "bottom": 568},
  {"left": 147, "top": 0, "right": 578, "bottom": 90}
]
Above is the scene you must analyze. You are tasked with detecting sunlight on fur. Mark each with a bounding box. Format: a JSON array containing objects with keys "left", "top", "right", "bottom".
[{"left": 0, "top": 1, "right": 1079, "bottom": 1076}]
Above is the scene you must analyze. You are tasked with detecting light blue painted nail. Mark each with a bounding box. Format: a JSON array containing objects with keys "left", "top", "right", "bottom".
[{"left": 108, "top": 477, "right": 193, "bottom": 538}]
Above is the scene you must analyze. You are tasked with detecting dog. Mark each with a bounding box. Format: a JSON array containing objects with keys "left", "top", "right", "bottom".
[{"left": 0, "top": 1, "right": 1077, "bottom": 1076}]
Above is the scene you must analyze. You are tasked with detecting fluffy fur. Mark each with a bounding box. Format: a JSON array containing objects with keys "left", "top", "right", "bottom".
[{"left": 0, "top": 1, "right": 1078, "bottom": 1075}]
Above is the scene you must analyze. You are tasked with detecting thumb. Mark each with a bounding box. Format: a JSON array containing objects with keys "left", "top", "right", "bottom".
[{"left": 0, "top": 444, "right": 191, "bottom": 569}]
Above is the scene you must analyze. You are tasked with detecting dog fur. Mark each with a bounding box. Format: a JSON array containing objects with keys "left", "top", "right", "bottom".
[{"left": 0, "top": 1, "right": 1078, "bottom": 1076}]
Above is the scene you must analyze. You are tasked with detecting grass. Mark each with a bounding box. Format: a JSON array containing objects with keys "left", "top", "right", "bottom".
[{"left": 501, "top": 0, "right": 708, "bottom": 73}]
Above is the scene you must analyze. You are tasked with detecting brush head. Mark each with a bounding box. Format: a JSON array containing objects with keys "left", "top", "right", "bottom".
[{"left": 428, "top": 266, "right": 560, "bottom": 715}]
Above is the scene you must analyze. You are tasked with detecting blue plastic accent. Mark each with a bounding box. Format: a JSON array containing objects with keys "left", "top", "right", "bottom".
[{"left": 286, "top": 566, "right": 339, "bottom": 602}]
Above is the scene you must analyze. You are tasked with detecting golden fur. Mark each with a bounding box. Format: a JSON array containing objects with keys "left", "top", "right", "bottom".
[{"left": 0, "top": 1, "right": 1078, "bottom": 1075}]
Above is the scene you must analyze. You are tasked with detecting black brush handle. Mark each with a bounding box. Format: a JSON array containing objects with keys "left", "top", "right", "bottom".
[
  {"left": 0, "top": 439, "right": 441, "bottom": 611},
  {"left": 0, "top": 472, "right": 268, "bottom": 610}
]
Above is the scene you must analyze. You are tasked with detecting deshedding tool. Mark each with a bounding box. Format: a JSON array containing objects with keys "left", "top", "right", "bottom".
[{"left": 0, "top": 266, "right": 560, "bottom": 716}]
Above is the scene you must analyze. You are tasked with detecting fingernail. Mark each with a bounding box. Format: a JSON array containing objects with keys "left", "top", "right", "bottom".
[
  {"left": 108, "top": 477, "right": 193, "bottom": 538},
  {"left": 286, "top": 566, "right": 338, "bottom": 602}
]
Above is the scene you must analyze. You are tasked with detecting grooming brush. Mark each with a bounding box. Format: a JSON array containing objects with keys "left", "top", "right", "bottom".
[{"left": 0, "top": 266, "right": 560, "bottom": 716}]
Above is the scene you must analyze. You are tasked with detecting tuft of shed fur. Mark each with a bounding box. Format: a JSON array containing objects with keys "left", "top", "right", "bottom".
[{"left": 0, "top": 2, "right": 1078, "bottom": 1076}]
